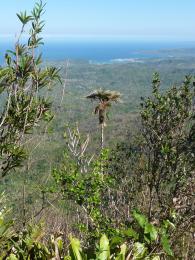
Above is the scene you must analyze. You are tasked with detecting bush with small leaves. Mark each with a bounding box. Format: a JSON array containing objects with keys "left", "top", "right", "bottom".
[{"left": 0, "top": 1, "right": 61, "bottom": 178}]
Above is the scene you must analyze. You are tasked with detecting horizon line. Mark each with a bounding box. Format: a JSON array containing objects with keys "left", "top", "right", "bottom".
[{"left": 2, "top": 34, "right": 195, "bottom": 42}]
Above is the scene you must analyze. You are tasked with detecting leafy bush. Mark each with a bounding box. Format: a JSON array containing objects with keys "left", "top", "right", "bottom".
[
  {"left": 0, "top": 199, "right": 173, "bottom": 259},
  {"left": 0, "top": 0, "right": 60, "bottom": 177}
]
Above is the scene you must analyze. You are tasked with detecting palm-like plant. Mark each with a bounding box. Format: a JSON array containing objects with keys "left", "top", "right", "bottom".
[{"left": 86, "top": 89, "right": 121, "bottom": 149}]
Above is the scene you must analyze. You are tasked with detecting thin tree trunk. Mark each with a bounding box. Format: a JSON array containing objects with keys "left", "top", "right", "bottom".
[
  {"left": 100, "top": 124, "right": 104, "bottom": 175},
  {"left": 101, "top": 123, "right": 104, "bottom": 150},
  {"left": 22, "top": 161, "right": 30, "bottom": 228},
  {"left": 22, "top": 180, "right": 26, "bottom": 228}
]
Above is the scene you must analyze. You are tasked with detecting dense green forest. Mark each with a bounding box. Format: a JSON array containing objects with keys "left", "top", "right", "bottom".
[{"left": 0, "top": 2, "right": 194, "bottom": 259}]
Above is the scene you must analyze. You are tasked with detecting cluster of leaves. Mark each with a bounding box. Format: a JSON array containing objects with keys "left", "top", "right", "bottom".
[
  {"left": 68, "top": 211, "right": 173, "bottom": 260},
  {"left": 140, "top": 73, "right": 194, "bottom": 220},
  {"left": 53, "top": 148, "right": 114, "bottom": 237},
  {"left": 0, "top": 194, "right": 62, "bottom": 259},
  {"left": 51, "top": 129, "right": 176, "bottom": 258},
  {"left": 86, "top": 89, "right": 121, "bottom": 125},
  {"left": 0, "top": 0, "right": 60, "bottom": 177},
  {"left": 0, "top": 196, "right": 173, "bottom": 260},
  {"left": 0, "top": 220, "right": 59, "bottom": 259}
]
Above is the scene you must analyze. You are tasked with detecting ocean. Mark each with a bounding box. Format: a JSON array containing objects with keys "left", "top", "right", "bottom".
[{"left": 1, "top": 38, "right": 195, "bottom": 64}]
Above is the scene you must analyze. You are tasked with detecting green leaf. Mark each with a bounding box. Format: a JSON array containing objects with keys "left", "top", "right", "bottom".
[
  {"left": 144, "top": 223, "right": 158, "bottom": 241},
  {"left": 116, "top": 243, "right": 127, "bottom": 260},
  {"left": 163, "top": 219, "right": 175, "bottom": 229},
  {"left": 161, "top": 232, "right": 173, "bottom": 256},
  {"left": 133, "top": 210, "right": 148, "bottom": 229},
  {"left": 151, "top": 256, "right": 160, "bottom": 260},
  {"left": 35, "top": 54, "right": 42, "bottom": 65},
  {"left": 6, "top": 254, "right": 18, "bottom": 260},
  {"left": 122, "top": 228, "right": 139, "bottom": 240},
  {"left": 110, "top": 236, "right": 124, "bottom": 248},
  {"left": 132, "top": 242, "right": 148, "bottom": 259},
  {"left": 43, "top": 111, "right": 54, "bottom": 122},
  {"left": 57, "top": 237, "right": 63, "bottom": 252},
  {"left": 98, "top": 234, "right": 110, "bottom": 260},
  {"left": 5, "top": 53, "right": 11, "bottom": 66},
  {"left": 69, "top": 236, "right": 83, "bottom": 260},
  {"left": 16, "top": 11, "right": 32, "bottom": 25}
]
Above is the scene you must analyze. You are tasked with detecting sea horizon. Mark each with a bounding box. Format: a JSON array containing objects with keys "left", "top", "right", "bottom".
[{"left": 1, "top": 37, "right": 195, "bottom": 64}]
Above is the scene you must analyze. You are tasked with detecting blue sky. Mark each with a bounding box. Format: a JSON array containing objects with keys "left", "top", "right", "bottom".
[{"left": 1, "top": 0, "right": 195, "bottom": 40}]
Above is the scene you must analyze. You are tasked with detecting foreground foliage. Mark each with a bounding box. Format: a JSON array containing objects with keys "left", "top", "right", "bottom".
[
  {"left": 0, "top": 201, "right": 172, "bottom": 259},
  {"left": 0, "top": 0, "right": 60, "bottom": 177}
]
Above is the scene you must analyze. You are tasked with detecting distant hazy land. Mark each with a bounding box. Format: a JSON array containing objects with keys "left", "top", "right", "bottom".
[{"left": 1, "top": 39, "right": 195, "bottom": 64}]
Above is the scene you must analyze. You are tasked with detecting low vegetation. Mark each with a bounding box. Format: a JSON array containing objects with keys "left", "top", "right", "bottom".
[{"left": 0, "top": 1, "right": 194, "bottom": 259}]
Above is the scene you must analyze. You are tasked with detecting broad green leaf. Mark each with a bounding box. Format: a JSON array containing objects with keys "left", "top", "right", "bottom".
[
  {"left": 69, "top": 236, "right": 83, "bottom": 260},
  {"left": 98, "top": 234, "right": 110, "bottom": 260},
  {"left": 6, "top": 254, "right": 18, "bottom": 260},
  {"left": 161, "top": 232, "right": 173, "bottom": 257},
  {"left": 144, "top": 223, "right": 158, "bottom": 241},
  {"left": 132, "top": 242, "right": 148, "bottom": 259},
  {"left": 133, "top": 210, "right": 148, "bottom": 229},
  {"left": 57, "top": 237, "right": 63, "bottom": 252}
]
